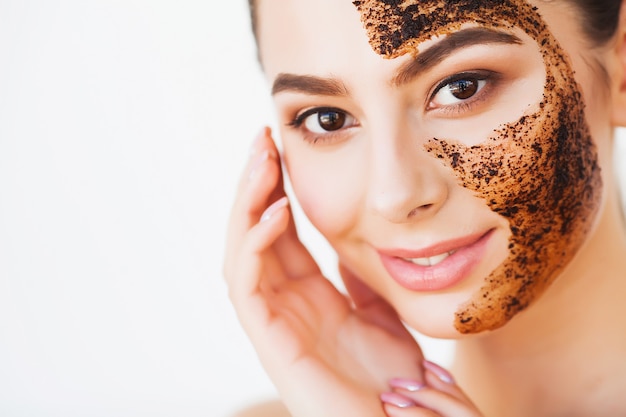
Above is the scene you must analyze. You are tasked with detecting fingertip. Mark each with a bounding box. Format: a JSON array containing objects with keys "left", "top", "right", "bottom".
[
  {"left": 248, "top": 150, "right": 271, "bottom": 181},
  {"left": 250, "top": 126, "right": 271, "bottom": 153},
  {"left": 423, "top": 360, "right": 455, "bottom": 385},
  {"left": 422, "top": 361, "right": 463, "bottom": 400},
  {"left": 382, "top": 402, "right": 405, "bottom": 417},
  {"left": 260, "top": 196, "right": 290, "bottom": 223},
  {"left": 240, "top": 197, "right": 290, "bottom": 259},
  {"left": 389, "top": 378, "right": 427, "bottom": 393},
  {"left": 241, "top": 146, "right": 282, "bottom": 217},
  {"left": 382, "top": 397, "right": 439, "bottom": 417},
  {"left": 250, "top": 125, "right": 280, "bottom": 155},
  {"left": 424, "top": 368, "right": 449, "bottom": 392},
  {"left": 380, "top": 392, "right": 417, "bottom": 409}
]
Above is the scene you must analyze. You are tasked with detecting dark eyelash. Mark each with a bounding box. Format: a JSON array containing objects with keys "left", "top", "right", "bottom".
[
  {"left": 287, "top": 106, "right": 346, "bottom": 128},
  {"left": 430, "top": 70, "right": 494, "bottom": 100},
  {"left": 428, "top": 70, "right": 500, "bottom": 116}
]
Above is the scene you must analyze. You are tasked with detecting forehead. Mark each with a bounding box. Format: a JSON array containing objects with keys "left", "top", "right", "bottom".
[
  {"left": 352, "top": 0, "right": 545, "bottom": 58},
  {"left": 256, "top": 0, "right": 542, "bottom": 80},
  {"left": 256, "top": 0, "right": 381, "bottom": 77}
]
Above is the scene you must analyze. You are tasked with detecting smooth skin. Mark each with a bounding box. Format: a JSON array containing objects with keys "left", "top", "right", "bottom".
[
  {"left": 225, "top": 127, "right": 482, "bottom": 416},
  {"left": 225, "top": 0, "right": 626, "bottom": 415}
]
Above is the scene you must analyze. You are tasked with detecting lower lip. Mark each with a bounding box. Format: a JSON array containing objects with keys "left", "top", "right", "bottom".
[{"left": 378, "top": 230, "right": 494, "bottom": 292}]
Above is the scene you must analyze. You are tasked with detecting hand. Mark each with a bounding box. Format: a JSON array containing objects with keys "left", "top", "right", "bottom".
[
  {"left": 380, "top": 360, "right": 483, "bottom": 417},
  {"left": 223, "top": 127, "right": 425, "bottom": 417}
]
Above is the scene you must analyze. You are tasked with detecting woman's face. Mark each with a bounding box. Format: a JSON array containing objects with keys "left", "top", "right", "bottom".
[{"left": 257, "top": 0, "right": 612, "bottom": 337}]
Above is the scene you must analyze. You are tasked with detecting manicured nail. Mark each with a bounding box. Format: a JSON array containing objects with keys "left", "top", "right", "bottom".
[
  {"left": 260, "top": 197, "right": 289, "bottom": 222},
  {"left": 250, "top": 127, "right": 269, "bottom": 155},
  {"left": 380, "top": 392, "right": 416, "bottom": 408},
  {"left": 248, "top": 150, "right": 270, "bottom": 181},
  {"left": 423, "top": 360, "right": 455, "bottom": 384},
  {"left": 389, "top": 378, "right": 426, "bottom": 392}
]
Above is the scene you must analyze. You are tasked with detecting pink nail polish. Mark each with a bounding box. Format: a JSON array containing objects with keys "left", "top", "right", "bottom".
[
  {"left": 250, "top": 127, "right": 269, "bottom": 155},
  {"left": 256, "top": 126, "right": 269, "bottom": 144},
  {"left": 248, "top": 150, "right": 270, "bottom": 181},
  {"left": 389, "top": 378, "right": 426, "bottom": 392},
  {"left": 260, "top": 197, "right": 289, "bottom": 222},
  {"left": 423, "top": 360, "right": 455, "bottom": 384},
  {"left": 380, "top": 392, "right": 416, "bottom": 408}
]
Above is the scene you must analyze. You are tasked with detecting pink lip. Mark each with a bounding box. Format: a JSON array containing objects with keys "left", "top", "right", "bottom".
[{"left": 377, "top": 229, "right": 494, "bottom": 292}]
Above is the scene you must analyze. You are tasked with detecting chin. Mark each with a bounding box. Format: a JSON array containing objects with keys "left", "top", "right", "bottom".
[
  {"left": 397, "top": 303, "right": 468, "bottom": 340},
  {"left": 388, "top": 279, "right": 487, "bottom": 340},
  {"left": 404, "top": 313, "right": 503, "bottom": 340}
]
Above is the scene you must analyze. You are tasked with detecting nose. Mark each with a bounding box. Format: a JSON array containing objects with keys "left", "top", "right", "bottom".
[{"left": 366, "top": 131, "right": 449, "bottom": 224}]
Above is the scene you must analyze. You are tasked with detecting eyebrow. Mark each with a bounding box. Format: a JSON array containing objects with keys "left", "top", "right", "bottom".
[
  {"left": 272, "top": 74, "right": 348, "bottom": 96},
  {"left": 271, "top": 27, "right": 522, "bottom": 96},
  {"left": 393, "top": 27, "right": 522, "bottom": 86}
]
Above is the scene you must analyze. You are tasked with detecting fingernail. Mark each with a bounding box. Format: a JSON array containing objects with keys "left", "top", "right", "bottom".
[
  {"left": 248, "top": 150, "right": 270, "bottom": 181},
  {"left": 380, "top": 392, "right": 416, "bottom": 408},
  {"left": 250, "top": 127, "right": 269, "bottom": 155},
  {"left": 260, "top": 197, "right": 289, "bottom": 222},
  {"left": 423, "top": 360, "right": 455, "bottom": 384},
  {"left": 389, "top": 378, "right": 426, "bottom": 392}
]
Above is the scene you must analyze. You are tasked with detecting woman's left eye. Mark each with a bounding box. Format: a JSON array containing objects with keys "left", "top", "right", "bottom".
[{"left": 430, "top": 74, "right": 488, "bottom": 109}]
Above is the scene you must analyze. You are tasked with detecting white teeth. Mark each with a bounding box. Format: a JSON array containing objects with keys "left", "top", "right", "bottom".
[{"left": 405, "top": 251, "right": 454, "bottom": 267}]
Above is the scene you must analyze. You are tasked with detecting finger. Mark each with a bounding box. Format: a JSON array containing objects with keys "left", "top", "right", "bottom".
[
  {"left": 224, "top": 127, "right": 282, "bottom": 279},
  {"left": 391, "top": 388, "right": 481, "bottom": 417},
  {"left": 422, "top": 360, "right": 474, "bottom": 404},
  {"left": 235, "top": 126, "right": 275, "bottom": 195},
  {"left": 339, "top": 263, "right": 380, "bottom": 309},
  {"left": 226, "top": 127, "right": 319, "bottom": 281},
  {"left": 271, "top": 200, "right": 320, "bottom": 280},
  {"left": 380, "top": 393, "right": 439, "bottom": 417},
  {"left": 339, "top": 264, "right": 411, "bottom": 339},
  {"left": 386, "top": 363, "right": 482, "bottom": 417},
  {"left": 231, "top": 204, "right": 310, "bottom": 351},
  {"left": 228, "top": 196, "right": 291, "bottom": 317},
  {"left": 267, "top": 158, "right": 319, "bottom": 280},
  {"left": 228, "top": 127, "right": 280, "bottom": 235},
  {"left": 383, "top": 405, "right": 440, "bottom": 417}
]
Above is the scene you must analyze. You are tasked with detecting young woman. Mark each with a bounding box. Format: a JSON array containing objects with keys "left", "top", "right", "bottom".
[{"left": 224, "top": 0, "right": 626, "bottom": 415}]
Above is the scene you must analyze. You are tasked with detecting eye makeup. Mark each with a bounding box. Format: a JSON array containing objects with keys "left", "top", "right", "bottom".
[
  {"left": 353, "top": 0, "right": 603, "bottom": 333},
  {"left": 427, "top": 70, "right": 498, "bottom": 116},
  {"left": 287, "top": 106, "right": 358, "bottom": 145},
  {"left": 288, "top": 107, "right": 350, "bottom": 129}
]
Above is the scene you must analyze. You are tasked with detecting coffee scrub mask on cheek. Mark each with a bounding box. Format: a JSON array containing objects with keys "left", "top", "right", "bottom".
[{"left": 353, "top": 0, "right": 603, "bottom": 334}]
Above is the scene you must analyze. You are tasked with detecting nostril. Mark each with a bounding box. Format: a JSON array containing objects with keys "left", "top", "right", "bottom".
[{"left": 408, "top": 203, "right": 434, "bottom": 218}]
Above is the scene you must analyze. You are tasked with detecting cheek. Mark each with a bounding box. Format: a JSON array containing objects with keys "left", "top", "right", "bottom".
[
  {"left": 425, "top": 64, "right": 603, "bottom": 334},
  {"left": 284, "top": 148, "right": 365, "bottom": 240},
  {"left": 350, "top": 0, "right": 604, "bottom": 335}
]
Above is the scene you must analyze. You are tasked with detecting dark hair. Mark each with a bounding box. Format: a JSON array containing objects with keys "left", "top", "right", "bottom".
[
  {"left": 248, "top": 0, "right": 258, "bottom": 46},
  {"left": 570, "top": 0, "right": 622, "bottom": 45},
  {"left": 247, "top": 0, "right": 622, "bottom": 46}
]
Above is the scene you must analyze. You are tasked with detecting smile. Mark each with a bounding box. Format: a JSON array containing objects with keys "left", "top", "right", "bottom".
[
  {"left": 378, "top": 229, "right": 494, "bottom": 292},
  {"left": 404, "top": 251, "right": 456, "bottom": 267}
]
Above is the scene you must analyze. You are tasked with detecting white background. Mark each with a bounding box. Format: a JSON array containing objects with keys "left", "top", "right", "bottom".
[{"left": 0, "top": 1, "right": 624, "bottom": 416}]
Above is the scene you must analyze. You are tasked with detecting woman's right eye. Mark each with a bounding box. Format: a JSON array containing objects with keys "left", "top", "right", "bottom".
[
  {"left": 305, "top": 109, "right": 350, "bottom": 133},
  {"left": 289, "top": 107, "right": 357, "bottom": 136}
]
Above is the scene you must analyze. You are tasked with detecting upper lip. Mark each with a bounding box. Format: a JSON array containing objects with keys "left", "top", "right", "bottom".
[{"left": 376, "top": 230, "right": 492, "bottom": 260}]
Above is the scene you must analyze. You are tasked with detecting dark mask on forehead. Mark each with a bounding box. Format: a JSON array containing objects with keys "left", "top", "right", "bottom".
[{"left": 353, "top": 0, "right": 602, "bottom": 334}]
